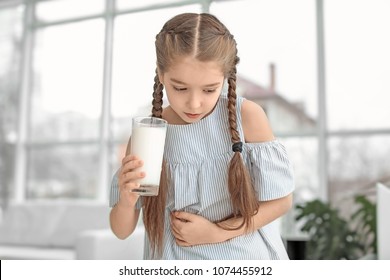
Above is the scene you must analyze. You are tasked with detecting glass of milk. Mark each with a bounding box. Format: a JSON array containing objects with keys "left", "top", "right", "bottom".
[{"left": 130, "top": 116, "right": 167, "bottom": 196}]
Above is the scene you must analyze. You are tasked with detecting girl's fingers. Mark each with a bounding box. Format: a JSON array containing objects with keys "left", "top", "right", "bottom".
[
  {"left": 121, "top": 159, "right": 144, "bottom": 174},
  {"left": 174, "top": 237, "right": 191, "bottom": 247},
  {"left": 170, "top": 214, "right": 186, "bottom": 239},
  {"left": 121, "top": 154, "right": 138, "bottom": 166},
  {"left": 118, "top": 154, "right": 144, "bottom": 184},
  {"left": 171, "top": 228, "right": 184, "bottom": 243},
  {"left": 170, "top": 221, "right": 180, "bottom": 236},
  {"left": 118, "top": 155, "right": 146, "bottom": 196},
  {"left": 119, "top": 171, "right": 145, "bottom": 187}
]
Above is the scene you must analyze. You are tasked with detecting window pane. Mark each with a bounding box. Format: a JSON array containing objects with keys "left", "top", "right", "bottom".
[
  {"left": 111, "top": 5, "right": 201, "bottom": 140},
  {"left": 281, "top": 137, "right": 319, "bottom": 202},
  {"left": 211, "top": 0, "right": 317, "bottom": 135},
  {"left": 328, "top": 134, "right": 390, "bottom": 232},
  {"left": 325, "top": 0, "right": 390, "bottom": 130},
  {"left": 31, "top": 19, "right": 104, "bottom": 142},
  {"left": 27, "top": 145, "right": 100, "bottom": 199},
  {"left": 117, "top": 0, "right": 186, "bottom": 11},
  {"left": 329, "top": 135, "right": 390, "bottom": 203},
  {"left": 36, "top": 0, "right": 104, "bottom": 22},
  {"left": 0, "top": 6, "right": 23, "bottom": 208}
]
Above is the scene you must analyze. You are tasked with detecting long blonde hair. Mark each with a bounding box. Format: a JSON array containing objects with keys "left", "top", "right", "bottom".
[{"left": 144, "top": 13, "right": 260, "bottom": 257}]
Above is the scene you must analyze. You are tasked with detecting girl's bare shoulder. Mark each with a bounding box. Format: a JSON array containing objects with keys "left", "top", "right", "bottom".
[{"left": 241, "top": 99, "right": 275, "bottom": 143}]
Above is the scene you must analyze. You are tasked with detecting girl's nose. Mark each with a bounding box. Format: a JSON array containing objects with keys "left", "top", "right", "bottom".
[{"left": 187, "top": 93, "right": 201, "bottom": 109}]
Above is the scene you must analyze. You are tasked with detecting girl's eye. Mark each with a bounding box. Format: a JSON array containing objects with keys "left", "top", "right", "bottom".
[
  {"left": 173, "top": 86, "right": 187, "bottom": 92},
  {"left": 204, "top": 89, "right": 217, "bottom": 93}
]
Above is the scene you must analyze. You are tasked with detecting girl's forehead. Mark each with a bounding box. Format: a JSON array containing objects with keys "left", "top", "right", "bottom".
[
  {"left": 164, "top": 59, "right": 224, "bottom": 86},
  {"left": 166, "top": 56, "right": 224, "bottom": 77}
]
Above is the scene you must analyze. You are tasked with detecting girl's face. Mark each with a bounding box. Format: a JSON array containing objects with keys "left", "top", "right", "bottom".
[{"left": 159, "top": 56, "right": 225, "bottom": 124}]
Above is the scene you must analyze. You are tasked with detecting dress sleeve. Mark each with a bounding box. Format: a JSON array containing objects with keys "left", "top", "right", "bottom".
[
  {"left": 245, "top": 140, "right": 295, "bottom": 201},
  {"left": 109, "top": 169, "right": 120, "bottom": 207},
  {"left": 109, "top": 169, "right": 142, "bottom": 209}
]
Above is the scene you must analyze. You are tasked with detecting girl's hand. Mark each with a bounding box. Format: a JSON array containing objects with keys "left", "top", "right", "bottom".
[
  {"left": 117, "top": 154, "right": 145, "bottom": 208},
  {"left": 170, "top": 211, "right": 225, "bottom": 247}
]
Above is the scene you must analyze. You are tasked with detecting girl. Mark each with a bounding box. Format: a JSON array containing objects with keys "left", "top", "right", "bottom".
[{"left": 109, "top": 13, "right": 294, "bottom": 260}]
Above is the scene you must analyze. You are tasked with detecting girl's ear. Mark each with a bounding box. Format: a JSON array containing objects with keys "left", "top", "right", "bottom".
[{"left": 157, "top": 68, "right": 164, "bottom": 85}]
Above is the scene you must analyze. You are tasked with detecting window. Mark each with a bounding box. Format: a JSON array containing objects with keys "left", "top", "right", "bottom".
[
  {"left": 32, "top": 20, "right": 104, "bottom": 142},
  {"left": 35, "top": 0, "right": 104, "bottom": 22},
  {"left": 325, "top": 0, "right": 390, "bottom": 130},
  {"left": 328, "top": 135, "right": 390, "bottom": 217},
  {"left": 324, "top": 0, "right": 390, "bottom": 205}
]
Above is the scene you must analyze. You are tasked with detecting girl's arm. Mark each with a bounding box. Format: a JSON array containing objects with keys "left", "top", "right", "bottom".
[
  {"left": 216, "top": 193, "right": 293, "bottom": 241},
  {"left": 109, "top": 138, "right": 145, "bottom": 239},
  {"left": 110, "top": 199, "right": 141, "bottom": 240},
  {"left": 171, "top": 193, "right": 292, "bottom": 246}
]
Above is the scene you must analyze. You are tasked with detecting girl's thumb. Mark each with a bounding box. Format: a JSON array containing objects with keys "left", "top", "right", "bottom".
[{"left": 174, "top": 211, "right": 192, "bottom": 221}]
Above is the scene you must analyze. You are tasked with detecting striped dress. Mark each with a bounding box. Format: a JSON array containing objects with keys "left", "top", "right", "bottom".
[{"left": 110, "top": 94, "right": 294, "bottom": 260}]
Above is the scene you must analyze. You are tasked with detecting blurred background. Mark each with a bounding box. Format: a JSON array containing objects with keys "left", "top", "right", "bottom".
[{"left": 0, "top": 0, "right": 389, "bottom": 260}]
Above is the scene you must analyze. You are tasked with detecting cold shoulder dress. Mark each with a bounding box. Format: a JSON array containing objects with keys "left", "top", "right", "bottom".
[{"left": 110, "top": 94, "right": 295, "bottom": 260}]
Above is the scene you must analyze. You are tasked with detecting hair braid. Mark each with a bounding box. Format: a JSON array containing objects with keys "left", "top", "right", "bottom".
[
  {"left": 152, "top": 69, "right": 164, "bottom": 118},
  {"left": 225, "top": 61, "right": 260, "bottom": 232},
  {"left": 143, "top": 68, "right": 167, "bottom": 257},
  {"left": 227, "top": 69, "right": 240, "bottom": 143}
]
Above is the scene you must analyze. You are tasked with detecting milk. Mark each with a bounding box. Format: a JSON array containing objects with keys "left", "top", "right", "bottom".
[{"left": 130, "top": 117, "right": 167, "bottom": 196}]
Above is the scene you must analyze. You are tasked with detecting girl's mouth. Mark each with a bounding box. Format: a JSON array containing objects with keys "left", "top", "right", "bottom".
[{"left": 185, "top": 113, "right": 201, "bottom": 119}]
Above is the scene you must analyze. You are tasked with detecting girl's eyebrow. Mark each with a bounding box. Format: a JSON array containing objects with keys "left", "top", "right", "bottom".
[{"left": 170, "top": 78, "right": 221, "bottom": 87}]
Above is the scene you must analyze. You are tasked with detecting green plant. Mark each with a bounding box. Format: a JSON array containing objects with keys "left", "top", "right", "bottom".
[
  {"left": 295, "top": 195, "right": 376, "bottom": 260},
  {"left": 352, "top": 195, "right": 377, "bottom": 255}
]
